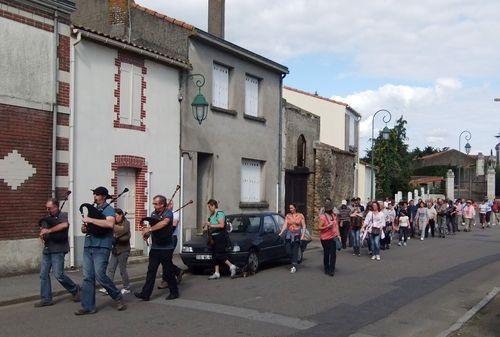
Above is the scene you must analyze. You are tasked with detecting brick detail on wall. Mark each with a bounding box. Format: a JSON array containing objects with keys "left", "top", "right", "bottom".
[
  {"left": 111, "top": 155, "right": 148, "bottom": 230},
  {"left": 0, "top": 103, "right": 53, "bottom": 240},
  {"left": 0, "top": 6, "right": 53, "bottom": 32},
  {"left": 58, "top": 34, "right": 70, "bottom": 72},
  {"left": 56, "top": 162, "right": 68, "bottom": 176},
  {"left": 57, "top": 113, "right": 69, "bottom": 126},
  {"left": 57, "top": 82, "right": 70, "bottom": 107},
  {"left": 113, "top": 51, "right": 147, "bottom": 132},
  {"left": 56, "top": 137, "right": 69, "bottom": 151}
]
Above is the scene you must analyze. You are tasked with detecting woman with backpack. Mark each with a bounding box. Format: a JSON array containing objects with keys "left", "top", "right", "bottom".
[
  {"left": 204, "top": 199, "right": 237, "bottom": 280},
  {"left": 317, "top": 201, "right": 340, "bottom": 276},
  {"left": 279, "top": 203, "right": 306, "bottom": 273}
]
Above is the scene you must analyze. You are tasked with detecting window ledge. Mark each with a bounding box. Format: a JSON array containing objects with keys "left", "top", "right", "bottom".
[
  {"left": 114, "top": 121, "right": 145, "bottom": 132},
  {"left": 239, "top": 201, "right": 270, "bottom": 209},
  {"left": 211, "top": 105, "right": 237, "bottom": 116},
  {"left": 243, "top": 114, "right": 266, "bottom": 124}
]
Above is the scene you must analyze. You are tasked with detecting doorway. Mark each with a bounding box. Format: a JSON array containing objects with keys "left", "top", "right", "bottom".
[
  {"left": 196, "top": 153, "right": 214, "bottom": 231},
  {"left": 284, "top": 168, "right": 309, "bottom": 217},
  {"left": 117, "top": 168, "right": 136, "bottom": 248}
]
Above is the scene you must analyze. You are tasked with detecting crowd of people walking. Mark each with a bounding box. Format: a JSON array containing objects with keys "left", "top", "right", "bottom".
[{"left": 285, "top": 196, "right": 500, "bottom": 277}]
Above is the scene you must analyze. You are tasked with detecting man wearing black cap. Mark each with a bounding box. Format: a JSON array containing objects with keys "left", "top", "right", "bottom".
[{"left": 75, "top": 186, "right": 126, "bottom": 315}]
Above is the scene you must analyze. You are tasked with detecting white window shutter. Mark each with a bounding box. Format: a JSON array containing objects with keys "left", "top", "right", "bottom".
[
  {"left": 213, "top": 64, "right": 228, "bottom": 109},
  {"left": 119, "top": 63, "right": 132, "bottom": 124},
  {"left": 349, "top": 116, "right": 355, "bottom": 147},
  {"left": 132, "top": 65, "right": 142, "bottom": 126},
  {"left": 245, "top": 75, "right": 259, "bottom": 117},
  {"left": 241, "top": 159, "right": 261, "bottom": 202}
]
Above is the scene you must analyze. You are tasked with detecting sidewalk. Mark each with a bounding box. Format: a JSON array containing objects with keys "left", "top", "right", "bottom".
[
  {"left": 0, "top": 241, "right": 322, "bottom": 307},
  {"left": 0, "top": 255, "right": 182, "bottom": 307}
]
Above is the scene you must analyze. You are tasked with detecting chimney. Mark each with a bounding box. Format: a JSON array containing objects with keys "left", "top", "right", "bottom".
[
  {"left": 208, "top": 0, "right": 225, "bottom": 39},
  {"left": 108, "top": 0, "right": 130, "bottom": 38}
]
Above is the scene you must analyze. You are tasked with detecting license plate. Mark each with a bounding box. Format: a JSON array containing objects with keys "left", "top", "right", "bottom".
[{"left": 196, "top": 254, "right": 212, "bottom": 260}]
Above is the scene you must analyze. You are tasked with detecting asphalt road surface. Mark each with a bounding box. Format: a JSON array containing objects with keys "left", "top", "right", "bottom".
[{"left": 2, "top": 227, "right": 500, "bottom": 337}]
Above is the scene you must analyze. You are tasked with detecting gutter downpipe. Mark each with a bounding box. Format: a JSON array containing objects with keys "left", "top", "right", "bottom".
[
  {"left": 278, "top": 73, "right": 287, "bottom": 213},
  {"left": 68, "top": 31, "right": 82, "bottom": 267},
  {"left": 178, "top": 71, "right": 185, "bottom": 252},
  {"left": 51, "top": 11, "right": 59, "bottom": 198}
]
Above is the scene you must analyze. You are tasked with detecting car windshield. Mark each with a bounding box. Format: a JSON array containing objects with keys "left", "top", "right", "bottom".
[{"left": 227, "top": 215, "right": 261, "bottom": 233}]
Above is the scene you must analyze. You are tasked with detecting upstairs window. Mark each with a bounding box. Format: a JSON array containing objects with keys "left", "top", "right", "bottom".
[
  {"left": 297, "top": 135, "right": 306, "bottom": 167},
  {"left": 119, "top": 62, "right": 142, "bottom": 126},
  {"left": 241, "top": 159, "right": 262, "bottom": 202},
  {"left": 212, "top": 63, "right": 229, "bottom": 109},
  {"left": 245, "top": 75, "right": 259, "bottom": 117}
]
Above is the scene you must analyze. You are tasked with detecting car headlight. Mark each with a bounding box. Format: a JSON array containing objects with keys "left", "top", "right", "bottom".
[
  {"left": 232, "top": 245, "right": 241, "bottom": 252},
  {"left": 182, "top": 246, "right": 193, "bottom": 253}
]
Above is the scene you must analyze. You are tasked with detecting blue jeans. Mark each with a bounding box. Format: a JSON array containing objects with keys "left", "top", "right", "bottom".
[
  {"left": 81, "top": 247, "right": 121, "bottom": 311},
  {"left": 370, "top": 233, "right": 381, "bottom": 255},
  {"left": 40, "top": 252, "right": 78, "bottom": 303},
  {"left": 350, "top": 228, "right": 361, "bottom": 253}
]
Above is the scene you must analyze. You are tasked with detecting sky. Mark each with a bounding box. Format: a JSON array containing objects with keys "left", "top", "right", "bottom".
[{"left": 137, "top": 0, "right": 500, "bottom": 155}]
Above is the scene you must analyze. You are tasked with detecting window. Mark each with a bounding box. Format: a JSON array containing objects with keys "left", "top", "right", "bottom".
[
  {"left": 349, "top": 115, "right": 355, "bottom": 147},
  {"left": 273, "top": 214, "right": 285, "bottom": 232},
  {"left": 263, "top": 216, "right": 276, "bottom": 233},
  {"left": 297, "top": 135, "right": 306, "bottom": 167},
  {"left": 212, "top": 63, "right": 229, "bottom": 109},
  {"left": 119, "top": 62, "right": 142, "bottom": 126},
  {"left": 245, "top": 75, "right": 259, "bottom": 117},
  {"left": 241, "top": 159, "right": 262, "bottom": 202}
]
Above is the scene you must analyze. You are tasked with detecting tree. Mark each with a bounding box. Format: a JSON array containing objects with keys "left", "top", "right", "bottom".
[{"left": 365, "top": 116, "right": 412, "bottom": 199}]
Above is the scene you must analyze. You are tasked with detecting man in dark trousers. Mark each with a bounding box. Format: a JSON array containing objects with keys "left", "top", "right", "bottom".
[
  {"left": 158, "top": 199, "right": 183, "bottom": 290},
  {"left": 35, "top": 198, "right": 80, "bottom": 307},
  {"left": 135, "top": 195, "right": 179, "bottom": 301}
]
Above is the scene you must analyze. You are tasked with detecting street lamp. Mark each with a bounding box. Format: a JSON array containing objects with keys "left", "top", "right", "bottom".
[
  {"left": 371, "top": 109, "right": 392, "bottom": 201},
  {"left": 458, "top": 130, "right": 472, "bottom": 199},
  {"left": 188, "top": 74, "right": 208, "bottom": 125}
]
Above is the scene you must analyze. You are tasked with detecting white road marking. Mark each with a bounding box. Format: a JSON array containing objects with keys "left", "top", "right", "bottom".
[
  {"left": 435, "top": 286, "right": 500, "bottom": 337},
  {"left": 151, "top": 298, "right": 317, "bottom": 330}
]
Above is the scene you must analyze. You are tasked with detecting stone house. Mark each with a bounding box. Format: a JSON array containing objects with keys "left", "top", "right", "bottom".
[{"left": 0, "top": 0, "right": 75, "bottom": 275}]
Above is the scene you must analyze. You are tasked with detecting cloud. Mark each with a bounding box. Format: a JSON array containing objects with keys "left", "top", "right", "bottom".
[
  {"left": 137, "top": 0, "right": 500, "bottom": 81},
  {"left": 333, "top": 80, "right": 499, "bottom": 154}
]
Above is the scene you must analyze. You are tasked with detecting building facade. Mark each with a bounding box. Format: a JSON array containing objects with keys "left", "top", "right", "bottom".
[{"left": 0, "top": 0, "right": 75, "bottom": 275}]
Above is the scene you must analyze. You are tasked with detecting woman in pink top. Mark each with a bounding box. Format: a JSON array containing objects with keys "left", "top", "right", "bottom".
[
  {"left": 363, "top": 201, "right": 386, "bottom": 261},
  {"left": 318, "top": 201, "right": 339, "bottom": 276}
]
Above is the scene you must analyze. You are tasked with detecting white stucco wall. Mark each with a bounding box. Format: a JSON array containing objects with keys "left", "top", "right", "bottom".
[
  {"left": 283, "top": 88, "right": 346, "bottom": 149},
  {"left": 72, "top": 39, "right": 180, "bottom": 263},
  {"left": 0, "top": 17, "right": 54, "bottom": 110},
  {"left": 357, "top": 162, "right": 374, "bottom": 203}
]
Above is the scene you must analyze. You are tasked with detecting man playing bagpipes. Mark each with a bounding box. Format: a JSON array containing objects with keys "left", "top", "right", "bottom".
[
  {"left": 135, "top": 195, "right": 179, "bottom": 301},
  {"left": 35, "top": 198, "right": 80, "bottom": 307},
  {"left": 75, "top": 186, "right": 126, "bottom": 315}
]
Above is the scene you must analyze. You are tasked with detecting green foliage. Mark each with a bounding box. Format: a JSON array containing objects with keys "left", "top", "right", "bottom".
[
  {"left": 410, "top": 146, "right": 441, "bottom": 159},
  {"left": 412, "top": 165, "right": 454, "bottom": 177},
  {"left": 365, "top": 116, "right": 412, "bottom": 199}
]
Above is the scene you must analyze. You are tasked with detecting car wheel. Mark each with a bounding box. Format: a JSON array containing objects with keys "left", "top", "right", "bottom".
[{"left": 247, "top": 250, "right": 260, "bottom": 273}]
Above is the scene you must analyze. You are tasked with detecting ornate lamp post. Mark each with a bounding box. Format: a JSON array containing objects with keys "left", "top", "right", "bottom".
[
  {"left": 188, "top": 74, "right": 209, "bottom": 125},
  {"left": 458, "top": 130, "right": 472, "bottom": 199},
  {"left": 371, "top": 109, "right": 392, "bottom": 201}
]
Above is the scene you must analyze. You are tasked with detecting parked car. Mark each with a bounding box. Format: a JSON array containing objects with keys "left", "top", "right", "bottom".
[{"left": 180, "top": 212, "right": 309, "bottom": 274}]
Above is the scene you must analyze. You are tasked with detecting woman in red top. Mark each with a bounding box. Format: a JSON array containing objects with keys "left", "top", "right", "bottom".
[
  {"left": 318, "top": 201, "right": 340, "bottom": 276},
  {"left": 279, "top": 203, "right": 306, "bottom": 274}
]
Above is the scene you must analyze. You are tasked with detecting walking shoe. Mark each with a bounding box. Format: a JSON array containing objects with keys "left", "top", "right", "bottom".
[
  {"left": 208, "top": 272, "right": 220, "bottom": 280},
  {"left": 34, "top": 301, "right": 53, "bottom": 308},
  {"left": 134, "top": 292, "right": 149, "bottom": 301},
  {"left": 371, "top": 255, "right": 376, "bottom": 260},
  {"left": 353, "top": 252, "right": 356, "bottom": 256},
  {"left": 120, "top": 288, "right": 130, "bottom": 295},
  {"left": 398, "top": 242, "right": 402, "bottom": 246},
  {"left": 403, "top": 242, "right": 407, "bottom": 246},
  {"left": 420, "top": 238, "right": 424, "bottom": 241},
  {"left": 72, "top": 285, "right": 81, "bottom": 302},
  {"left": 98, "top": 287, "right": 108, "bottom": 296},
  {"left": 357, "top": 253, "right": 361, "bottom": 257},
  {"left": 230, "top": 264, "right": 237, "bottom": 278},
  {"left": 74, "top": 308, "right": 97, "bottom": 315},
  {"left": 376, "top": 255, "right": 381, "bottom": 261},
  {"left": 290, "top": 266, "right": 297, "bottom": 273},
  {"left": 176, "top": 270, "right": 184, "bottom": 285},
  {"left": 165, "top": 293, "right": 179, "bottom": 300},
  {"left": 328, "top": 271, "right": 335, "bottom": 277},
  {"left": 115, "top": 298, "right": 127, "bottom": 311},
  {"left": 157, "top": 280, "right": 169, "bottom": 289}
]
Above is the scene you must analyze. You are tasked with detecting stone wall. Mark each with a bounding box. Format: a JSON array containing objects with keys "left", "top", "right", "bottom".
[{"left": 313, "top": 142, "right": 355, "bottom": 219}]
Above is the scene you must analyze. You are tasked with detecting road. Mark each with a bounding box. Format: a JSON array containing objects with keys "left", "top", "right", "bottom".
[{"left": 2, "top": 227, "right": 500, "bottom": 337}]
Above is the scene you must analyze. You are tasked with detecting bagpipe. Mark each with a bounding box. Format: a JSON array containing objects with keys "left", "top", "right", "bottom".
[
  {"left": 39, "top": 191, "right": 71, "bottom": 243},
  {"left": 141, "top": 184, "right": 193, "bottom": 246},
  {"left": 80, "top": 188, "right": 129, "bottom": 237}
]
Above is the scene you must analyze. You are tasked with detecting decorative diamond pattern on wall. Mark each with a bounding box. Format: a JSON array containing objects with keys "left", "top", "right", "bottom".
[{"left": 0, "top": 150, "right": 37, "bottom": 190}]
